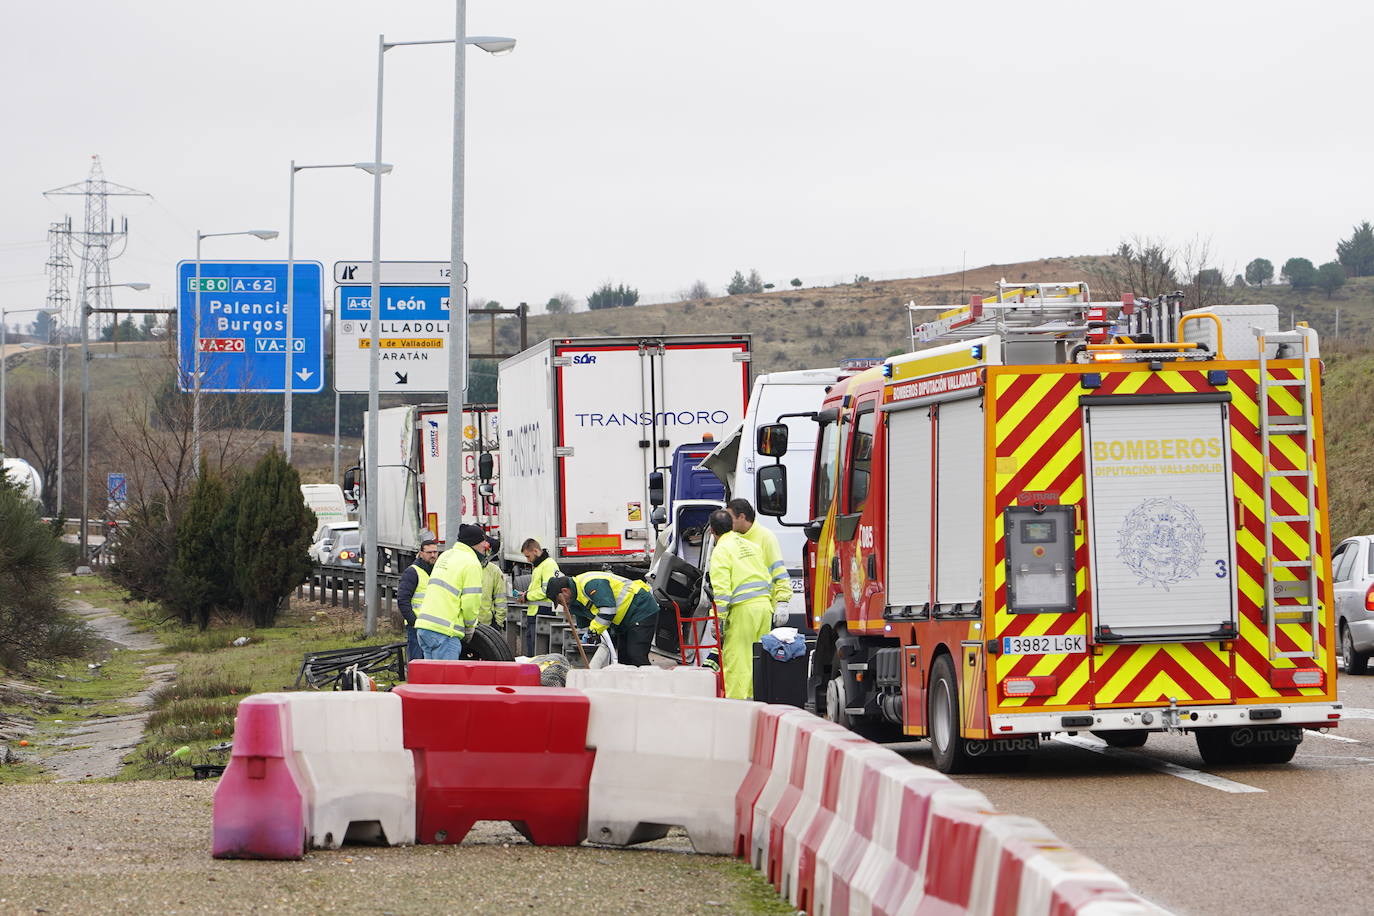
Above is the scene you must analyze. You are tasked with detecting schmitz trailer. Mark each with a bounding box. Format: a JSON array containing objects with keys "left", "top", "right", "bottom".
[
  {"left": 496, "top": 335, "right": 750, "bottom": 573},
  {"left": 755, "top": 282, "right": 1341, "bottom": 772},
  {"left": 346, "top": 404, "right": 499, "bottom": 565}
]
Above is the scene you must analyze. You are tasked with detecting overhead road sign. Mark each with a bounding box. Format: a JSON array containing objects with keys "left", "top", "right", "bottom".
[
  {"left": 333, "top": 284, "right": 453, "bottom": 393},
  {"left": 333, "top": 259, "right": 462, "bottom": 286},
  {"left": 177, "top": 260, "right": 324, "bottom": 393}
]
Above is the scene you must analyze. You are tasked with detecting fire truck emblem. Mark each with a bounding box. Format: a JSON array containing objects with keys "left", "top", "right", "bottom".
[{"left": 1117, "top": 497, "right": 1205, "bottom": 589}]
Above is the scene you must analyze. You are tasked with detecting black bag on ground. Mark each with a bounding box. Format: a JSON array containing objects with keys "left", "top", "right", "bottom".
[{"left": 752, "top": 642, "right": 808, "bottom": 707}]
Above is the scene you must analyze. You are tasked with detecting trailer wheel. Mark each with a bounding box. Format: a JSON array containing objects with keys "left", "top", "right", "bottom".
[
  {"left": 928, "top": 654, "right": 972, "bottom": 774},
  {"left": 1095, "top": 729, "right": 1149, "bottom": 749},
  {"left": 1342, "top": 624, "right": 1369, "bottom": 675},
  {"left": 461, "top": 624, "right": 517, "bottom": 663}
]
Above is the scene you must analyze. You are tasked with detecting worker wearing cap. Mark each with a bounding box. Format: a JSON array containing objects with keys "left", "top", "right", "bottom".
[
  {"left": 519, "top": 537, "right": 560, "bottom": 657},
  {"left": 546, "top": 570, "right": 658, "bottom": 666},
  {"left": 477, "top": 532, "right": 508, "bottom": 630},
  {"left": 413, "top": 524, "right": 487, "bottom": 660},
  {"left": 727, "top": 498, "right": 792, "bottom": 626},
  {"left": 709, "top": 509, "right": 775, "bottom": 699}
]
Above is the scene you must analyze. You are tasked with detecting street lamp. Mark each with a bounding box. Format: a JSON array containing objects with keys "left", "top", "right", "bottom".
[
  {"left": 284, "top": 161, "right": 391, "bottom": 462},
  {"left": 81, "top": 281, "right": 149, "bottom": 562},
  {"left": 192, "top": 230, "right": 277, "bottom": 474},
  {"left": 0, "top": 305, "right": 59, "bottom": 456},
  {"left": 362, "top": 25, "right": 515, "bottom": 637}
]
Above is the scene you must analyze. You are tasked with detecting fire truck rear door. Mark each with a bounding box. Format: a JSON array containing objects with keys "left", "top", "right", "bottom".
[{"left": 1082, "top": 394, "right": 1238, "bottom": 641}]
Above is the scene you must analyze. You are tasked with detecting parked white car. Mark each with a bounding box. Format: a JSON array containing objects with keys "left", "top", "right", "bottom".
[
  {"left": 1334, "top": 535, "right": 1374, "bottom": 673},
  {"left": 311, "top": 521, "right": 361, "bottom": 567}
]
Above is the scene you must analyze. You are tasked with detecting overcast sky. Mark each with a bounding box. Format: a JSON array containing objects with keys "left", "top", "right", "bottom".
[{"left": 3, "top": 0, "right": 1371, "bottom": 325}]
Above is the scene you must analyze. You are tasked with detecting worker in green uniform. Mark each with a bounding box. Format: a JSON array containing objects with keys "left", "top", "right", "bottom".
[
  {"left": 519, "top": 537, "right": 561, "bottom": 658},
  {"left": 546, "top": 570, "right": 658, "bottom": 666},
  {"left": 477, "top": 533, "right": 508, "bottom": 630},
  {"left": 727, "top": 497, "right": 792, "bottom": 626},
  {"left": 708, "top": 509, "right": 775, "bottom": 699}
]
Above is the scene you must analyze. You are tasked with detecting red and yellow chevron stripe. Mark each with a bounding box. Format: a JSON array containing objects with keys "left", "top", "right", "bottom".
[{"left": 984, "top": 360, "right": 1335, "bottom": 716}]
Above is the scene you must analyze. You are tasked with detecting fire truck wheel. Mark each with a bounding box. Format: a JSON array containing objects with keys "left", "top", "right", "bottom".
[
  {"left": 824, "top": 672, "right": 851, "bottom": 729},
  {"left": 1342, "top": 624, "right": 1369, "bottom": 675},
  {"left": 928, "top": 654, "right": 972, "bottom": 774},
  {"left": 1095, "top": 729, "right": 1149, "bottom": 748}
]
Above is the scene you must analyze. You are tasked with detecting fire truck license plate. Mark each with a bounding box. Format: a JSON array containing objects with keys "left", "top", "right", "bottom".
[{"left": 1001, "top": 634, "right": 1086, "bottom": 655}]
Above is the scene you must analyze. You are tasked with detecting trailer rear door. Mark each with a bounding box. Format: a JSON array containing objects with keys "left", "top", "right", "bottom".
[{"left": 1082, "top": 395, "right": 1237, "bottom": 640}]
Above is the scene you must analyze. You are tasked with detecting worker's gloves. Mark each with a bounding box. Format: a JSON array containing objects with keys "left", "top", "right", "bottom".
[
  {"left": 772, "top": 603, "right": 792, "bottom": 627},
  {"left": 589, "top": 619, "right": 609, "bottom": 635}
]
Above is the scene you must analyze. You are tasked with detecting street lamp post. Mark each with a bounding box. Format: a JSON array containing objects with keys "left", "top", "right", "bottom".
[
  {"left": 192, "top": 230, "right": 277, "bottom": 474},
  {"left": 285, "top": 161, "right": 390, "bottom": 462},
  {"left": 362, "top": 26, "right": 515, "bottom": 638},
  {"left": 80, "top": 282, "right": 149, "bottom": 563}
]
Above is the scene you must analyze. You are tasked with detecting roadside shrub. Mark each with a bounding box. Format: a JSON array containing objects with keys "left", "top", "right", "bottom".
[
  {"left": 109, "top": 499, "right": 179, "bottom": 605},
  {"left": 171, "top": 462, "right": 236, "bottom": 630},
  {"left": 0, "top": 481, "right": 93, "bottom": 668}
]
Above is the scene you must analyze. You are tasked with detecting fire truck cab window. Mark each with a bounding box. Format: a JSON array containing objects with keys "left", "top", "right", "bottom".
[
  {"left": 846, "top": 406, "right": 876, "bottom": 514},
  {"left": 813, "top": 419, "right": 839, "bottom": 513}
]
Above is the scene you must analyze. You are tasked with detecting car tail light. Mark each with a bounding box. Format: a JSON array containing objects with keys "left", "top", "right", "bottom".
[
  {"left": 1268, "top": 665, "right": 1324, "bottom": 689},
  {"left": 1001, "top": 676, "right": 1058, "bottom": 699},
  {"left": 1365, "top": 584, "right": 1374, "bottom": 611}
]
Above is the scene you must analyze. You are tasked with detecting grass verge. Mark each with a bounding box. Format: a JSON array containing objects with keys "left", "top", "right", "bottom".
[{"left": 118, "top": 591, "right": 406, "bottom": 780}]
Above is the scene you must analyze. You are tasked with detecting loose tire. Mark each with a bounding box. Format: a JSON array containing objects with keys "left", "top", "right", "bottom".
[
  {"left": 1342, "top": 624, "right": 1369, "bottom": 675},
  {"left": 461, "top": 624, "right": 516, "bottom": 662},
  {"left": 928, "top": 654, "right": 972, "bottom": 774},
  {"left": 1096, "top": 729, "right": 1149, "bottom": 749}
]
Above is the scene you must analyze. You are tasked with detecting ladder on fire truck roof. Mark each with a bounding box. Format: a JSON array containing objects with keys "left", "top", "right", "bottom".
[
  {"left": 1257, "top": 324, "right": 1321, "bottom": 659},
  {"left": 908, "top": 280, "right": 1126, "bottom": 344}
]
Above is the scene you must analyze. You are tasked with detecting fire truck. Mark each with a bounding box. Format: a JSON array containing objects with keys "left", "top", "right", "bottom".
[{"left": 754, "top": 282, "right": 1342, "bottom": 773}]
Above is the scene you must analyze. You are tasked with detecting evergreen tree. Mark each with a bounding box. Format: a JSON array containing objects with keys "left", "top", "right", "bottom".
[
  {"left": 1244, "top": 258, "right": 1273, "bottom": 286},
  {"left": 1336, "top": 221, "right": 1374, "bottom": 277},
  {"left": 231, "top": 449, "right": 314, "bottom": 627},
  {"left": 1316, "top": 261, "right": 1347, "bottom": 299},
  {"left": 173, "top": 460, "right": 235, "bottom": 630},
  {"left": 727, "top": 271, "right": 748, "bottom": 295},
  {"left": 1281, "top": 257, "right": 1317, "bottom": 290}
]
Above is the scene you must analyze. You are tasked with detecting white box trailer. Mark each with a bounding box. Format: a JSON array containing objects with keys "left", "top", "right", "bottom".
[
  {"left": 354, "top": 404, "right": 500, "bottom": 559},
  {"left": 497, "top": 335, "right": 751, "bottom": 570}
]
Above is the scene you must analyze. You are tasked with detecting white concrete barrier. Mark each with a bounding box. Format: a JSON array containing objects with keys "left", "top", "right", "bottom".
[
  {"left": 847, "top": 766, "right": 961, "bottom": 916},
  {"left": 582, "top": 688, "right": 759, "bottom": 854},
  {"left": 568, "top": 663, "right": 717, "bottom": 696},
  {"left": 275, "top": 692, "right": 416, "bottom": 848}
]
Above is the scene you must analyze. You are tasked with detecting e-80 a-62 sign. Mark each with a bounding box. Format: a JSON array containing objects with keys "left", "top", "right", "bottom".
[{"left": 176, "top": 260, "right": 323, "bottom": 393}]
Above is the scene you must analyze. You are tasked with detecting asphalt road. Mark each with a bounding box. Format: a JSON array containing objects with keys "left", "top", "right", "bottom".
[{"left": 896, "top": 670, "right": 1374, "bottom": 916}]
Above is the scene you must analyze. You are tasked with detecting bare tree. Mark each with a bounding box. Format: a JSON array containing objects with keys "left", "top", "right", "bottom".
[
  {"left": 3, "top": 378, "right": 83, "bottom": 517},
  {"left": 1176, "top": 237, "right": 1233, "bottom": 310},
  {"left": 678, "top": 280, "right": 712, "bottom": 301},
  {"left": 1087, "top": 236, "right": 1179, "bottom": 301}
]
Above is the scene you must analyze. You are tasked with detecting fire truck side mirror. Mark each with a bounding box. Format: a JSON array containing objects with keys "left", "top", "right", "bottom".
[
  {"left": 756, "top": 423, "right": 789, "bottom": 458},
  {"left": 478, "top": 452, "right": 494, "bottom": 482},
  {"left": 342, "top": 466, "right": 361, "bottom": 509},
  {"left": 803, "top": 518, "right": 823, "bottom": 543},
  {"left": 648, "top": 470, "right": 666, "bottom": 507},
  {"left": 756, "top": 464, "right": 788, "bottom": 517}
]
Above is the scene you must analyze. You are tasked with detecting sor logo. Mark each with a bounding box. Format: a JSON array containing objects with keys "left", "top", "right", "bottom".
[{"left": 572, "top": 353, "right": 597, "bottom": 365}]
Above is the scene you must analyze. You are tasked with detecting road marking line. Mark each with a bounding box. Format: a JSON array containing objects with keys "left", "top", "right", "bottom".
[
  {"left": 1306, "top": 730, "right": 1359, "bottom": 744},
  {"left": 1051, "top": 733, "right": 1266, "bottom": 794}
]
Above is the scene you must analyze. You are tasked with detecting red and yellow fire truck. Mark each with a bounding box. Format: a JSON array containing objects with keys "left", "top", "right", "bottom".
[{"left": 755, "top": 282, "right": 1342, "bottom": 772}]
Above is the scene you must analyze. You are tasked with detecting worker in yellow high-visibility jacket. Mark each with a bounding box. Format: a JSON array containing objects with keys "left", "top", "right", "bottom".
[
  {"left": 477, "top": 533, "right": 508, "bottom": 629},
  {"left": 414, "top": 525, "right": 487, "bottom": 660},
  {"left": 708, "top": 509, "right": 774, "bottom": 699},
  {"left": 546, "top": 570, "right": 658, "bottom": 666},
  {"left": 519, "top": 537, "right": 561, "bottom": 657},
  {"left": 728, "top": 498, "right": 792, "bottom": 626}
]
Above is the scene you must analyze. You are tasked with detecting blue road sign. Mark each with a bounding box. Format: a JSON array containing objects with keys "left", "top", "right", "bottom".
[
  {"left": 176, "top": 260, "right": 324, "bottom": 393},
  {"left": 336, "top": 284, "right": 450, "bottom": 321},
  {"left": 107, "top": 473, "right": 127, "bottom": 505}
]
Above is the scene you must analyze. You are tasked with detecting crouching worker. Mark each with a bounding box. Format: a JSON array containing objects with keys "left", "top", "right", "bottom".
[
  {"left": 414, "top": 524, "right": 487, "bottom": 660},
  {"left": 546, "top": 571, "right": 657, "bottom": 667},
  {"left": 708, "top": 509, "right": 774, "bottom": 699},
  {"left": 519, "top": 537, "right": 561, "bottom": 657}
]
